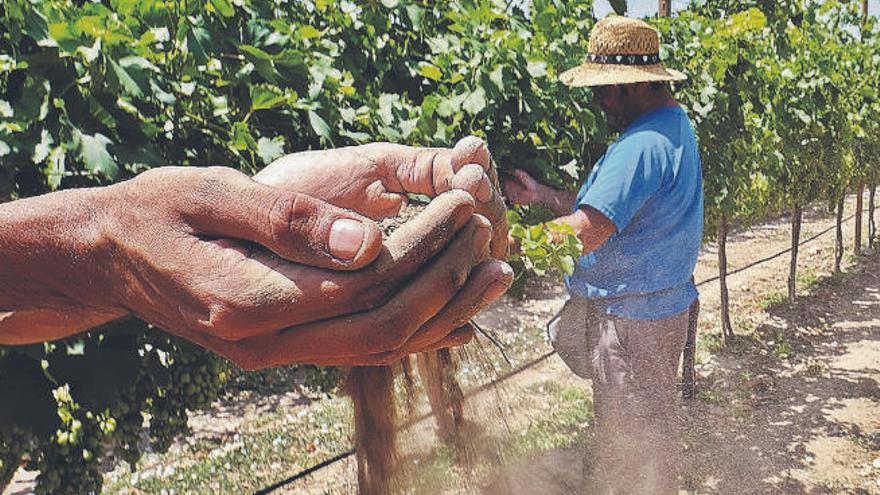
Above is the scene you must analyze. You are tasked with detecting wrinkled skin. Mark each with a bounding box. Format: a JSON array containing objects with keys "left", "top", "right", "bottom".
[
  {"left": 0, "top": 138, "right": 510, "bottom": 368},
  {"left": 257, "top": 136, "right": 509, "bottom": 259}
]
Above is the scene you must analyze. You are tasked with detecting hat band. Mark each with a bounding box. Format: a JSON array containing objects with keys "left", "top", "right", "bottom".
[{"left": 587, "top": 53, "right": 661, "bottom": 65}]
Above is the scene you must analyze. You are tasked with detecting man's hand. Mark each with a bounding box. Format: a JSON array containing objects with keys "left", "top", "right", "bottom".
[
  {"left": 502, "top": 169, "right": 547, "bottom": 206},
  {"left": 257, "top": 136, "right": 508, "bottom": 259},
  {"left": 0, "top": 142, "right": 513, "bottom": 368},
  {"left": 502, "top": 169, "right": 578, "bottom": 217}
]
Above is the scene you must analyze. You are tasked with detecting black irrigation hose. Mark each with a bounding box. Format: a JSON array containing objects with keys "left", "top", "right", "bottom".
[
  {"left": 695, "top": 205, "right": 880, "bottom": 288},
  {"left": 254, "top": 351, "right": 557, "bottom": 494},
  {"left": 255, "top": 202, "right": 879, "bottom": 494},
  {"left": 252, "top": 450, "right": 355, "bottom": 495}
]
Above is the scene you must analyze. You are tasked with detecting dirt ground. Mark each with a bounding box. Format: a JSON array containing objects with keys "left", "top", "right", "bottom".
[
  {"left": 485, "top": 197, "right": 880, "bottom": 495},
  {"left": 4, "top": 196, "right": 879, "bottom": 495},
  {"left": 246, "top": 195, "right": 880, "bottom": 494}
]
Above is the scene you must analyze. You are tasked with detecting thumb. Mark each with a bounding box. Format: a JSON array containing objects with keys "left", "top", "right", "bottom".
[{"left": 184, "top": 168, "right": 382, "bottom": 270}]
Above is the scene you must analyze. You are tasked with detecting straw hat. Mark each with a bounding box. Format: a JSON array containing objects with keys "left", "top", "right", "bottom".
[{"left": 559, "top": 16, "right": 687, "bottom": 88}]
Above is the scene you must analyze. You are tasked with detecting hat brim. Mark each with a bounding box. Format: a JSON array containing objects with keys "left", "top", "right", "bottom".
[{"left": 559, "top": 62, "right": 687, "bottom": 87}]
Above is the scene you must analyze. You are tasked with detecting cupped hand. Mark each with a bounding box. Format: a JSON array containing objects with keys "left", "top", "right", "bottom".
[{"left": 0, "top": 165, "right": 513, "bottom": 367}]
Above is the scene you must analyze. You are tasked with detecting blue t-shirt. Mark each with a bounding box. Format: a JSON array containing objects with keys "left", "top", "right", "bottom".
[{"left": 565, "top": 105, "right": 703, "bottom": 320}]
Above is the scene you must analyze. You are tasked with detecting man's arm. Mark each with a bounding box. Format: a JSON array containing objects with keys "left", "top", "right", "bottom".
[
  {"left": 554, "top": 206, "right": 616, "bottom": 255},
  {"left": 0, "top": 187, "right": 119, "bottom": 311}
]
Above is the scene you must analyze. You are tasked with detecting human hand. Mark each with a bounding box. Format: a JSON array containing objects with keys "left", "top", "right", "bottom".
[
  {"left": 107, "top": 180, "right": 511, "bottom": 367},
  {"left": 502, "top": 169, "right": 547, "bottom": 206},
  {"left": 256, "top": 136, "right": 508, "bottom": 259},
  {"left": 0, "top": 166, "right": 512, "bottom": 367}
]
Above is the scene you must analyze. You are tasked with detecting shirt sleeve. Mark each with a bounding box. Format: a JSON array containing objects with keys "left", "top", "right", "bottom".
[{"left": 578, "top": 134, "right": 668, "bottom": 232}]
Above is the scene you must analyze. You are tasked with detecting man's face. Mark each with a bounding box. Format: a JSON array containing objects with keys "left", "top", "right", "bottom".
[{"left": 592, "top": 84, "right": 638, "bottom": 132}]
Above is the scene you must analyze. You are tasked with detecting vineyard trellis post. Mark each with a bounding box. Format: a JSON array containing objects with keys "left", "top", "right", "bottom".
[
  {"left": 856, "top": 185, "right": 863, "bottom": 255},
  {"left": 870, "top": 185, "right": 876, "bottom": 249},
  {"left": 659, "top": 0, "right": 671, "bottom": 17},
  {"left": 718, "top": 214, "right": 734, "bottom": 342},
  {"left": 835, "top": 194, "right": 845, "bottom": 274},
  {"left": 788, "top": 205, "right": 803, "bottom": 301},
  {"left": 855, "top": 0, "right": 870, "bottom": 256}
]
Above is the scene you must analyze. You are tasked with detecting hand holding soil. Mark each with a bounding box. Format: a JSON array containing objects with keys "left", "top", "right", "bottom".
[{"left": 0, "top": 138, "right": 512, "bottom": 369}]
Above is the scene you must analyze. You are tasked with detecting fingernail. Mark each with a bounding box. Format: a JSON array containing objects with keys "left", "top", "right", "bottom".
[{"left": 329, "top": 219, "right": 366, "bottom": 261}]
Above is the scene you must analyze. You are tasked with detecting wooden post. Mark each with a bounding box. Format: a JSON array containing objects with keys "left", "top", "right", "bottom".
[
  {"left": 788, "top": 205, "right": 802, "bottom": 302},
  {"left": 863, "top": 0, "right": 870, "bottom": 26},
  {"left": 856, "top": 184, "right": 864, "bottom": 256},
  {"left": 659, "top": 0, "right": 671, "bottom": 17},
  {"left": 835, "top": 195, "right": 845, "bottom": 274},
  {"left": 682, "top": 297, "right": 699, "bottom": 401},
  {"left": 870, "top": 184, "right": 876, "bottom": 249},
  {"left": 718, "top": 215, "right": 734, "bottom": 341}
]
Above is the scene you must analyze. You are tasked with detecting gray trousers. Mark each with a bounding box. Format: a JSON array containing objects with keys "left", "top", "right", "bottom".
[{"left": 549, "top": 300, "right": 689, "bottom": 495}]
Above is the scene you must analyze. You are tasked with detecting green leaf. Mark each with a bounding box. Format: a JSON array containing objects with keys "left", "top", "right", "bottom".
[
  {"left": 187, "top": 26, "right": 213, "bottom": 64},
  {"left": 489, "top": 66, "right": 505, "bottom": 91},
  {"left": 48, "top": 22, "right": 78, "bottom": 52},
  {"left": 76, "top": 38, "right": 101, "bottom": 63},
  {"left": 250, "top": 86, "right": 287, "bottom": 111},
  {"left": 209, "top": 0, "right": 235, "bottom": 17},
  {"left": 75, "top": 131, "right": 119, "bottom": 180},
  {"left": 462, "top": 87, "right": 487, "bottom": 115},
  {"left": 557, "top": 255, "right": 575, "bottom": 276},
  {"left": 108, "top": 58, "right": 144, "bottom": 98},
  {"left": 378, "top": 93, "right": 399, "bottom": 125},
  {"left": 793, "top": 108, "right": 812, "bottom": 125},
  {"left": 32, "top": 129, "right": 53, "bottom": 164},
  {"left": 339, "top": 129, "right": 371, "bottom": 143},
  {"left": 115, "top": 144, "right": 164, "bottom": 170},
  {"left": 23, "top": 6, "right": 50, "bottom": 44},
  {"left": 609, "top": 0, "right": 628, "bottom": 15},
  {"left": 405, "top": 5, "right": 425, "bottom": 29},
  {"left": 257, "top": 136, "right": 285, "bottom": 164},
  {"left": 560, "top": 159, "right": 579, "bottom": 179},
  {"left": 526, "top": 59, "right": 547, "bottom": 78},
  {"left": 308, "top": 110, "right": 332, "bottom": 141},
  {"left": 418, "top": 62, "right": 443, "bottom": 81},
  {"left": 297, "top": 25, "right": 321, "bottom": 40},
  {"left": 230, "top": 122, "right": 257, "bottom": 151},
  {"left": 239, "top": 45, "right": 278, "bottom": 82}
]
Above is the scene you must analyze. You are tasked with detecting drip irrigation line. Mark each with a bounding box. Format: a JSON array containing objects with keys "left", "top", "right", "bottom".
[
  {"left": 254, "top": 350, "right": 556, "bottom": 494},
  {"left": 252, "top": 450, "right": 355, "bottom": 495},
  {"left": 255, "top": 202, "right": 878, "bottom": 494},
  {"left": 695, "top": 205, "right": 880, "bottom": 288}
]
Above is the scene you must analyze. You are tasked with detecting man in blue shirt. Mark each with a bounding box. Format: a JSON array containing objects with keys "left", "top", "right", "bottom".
[{"left": 504, "top": 16, "right": 703, "bottom": 495}]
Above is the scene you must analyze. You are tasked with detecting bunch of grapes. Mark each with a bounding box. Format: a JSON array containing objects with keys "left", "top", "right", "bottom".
[
  {"left": 0, "top": 426, "right": 30, "bottom": 489},
  {"left": 141, "top": 334, "right": 228, "bottom": 453},
  {"left": 0, "top": 320, "right": 230, "bottom": 494},
  {"left": 32, "top": 416, "right": 103, "bottom": 495}
]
